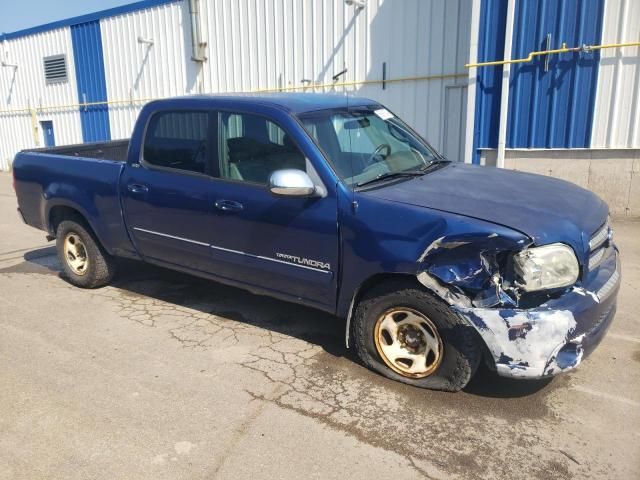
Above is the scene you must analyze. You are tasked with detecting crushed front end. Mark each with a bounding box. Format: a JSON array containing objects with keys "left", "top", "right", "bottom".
[{"left": 416, "top": 221, "right": 620, "bottom": 379}]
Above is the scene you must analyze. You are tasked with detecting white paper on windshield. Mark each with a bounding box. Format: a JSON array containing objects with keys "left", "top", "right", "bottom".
[{"left": 374, "top": 108, "right": 394, "bottom": 120}]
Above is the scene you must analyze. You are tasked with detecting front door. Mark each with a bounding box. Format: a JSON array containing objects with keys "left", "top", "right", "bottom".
[{"left": 206, "top": 109, "right": 339, "bottom": 310}]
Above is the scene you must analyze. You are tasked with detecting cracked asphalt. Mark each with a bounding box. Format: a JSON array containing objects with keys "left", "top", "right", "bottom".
[{"left": 1, "top": 173, "right": 639, "bottom": 479}]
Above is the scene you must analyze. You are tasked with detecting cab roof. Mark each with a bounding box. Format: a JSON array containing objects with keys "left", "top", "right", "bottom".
[{"left": 162, "top": 92, "right": 377, "bottom": 114}]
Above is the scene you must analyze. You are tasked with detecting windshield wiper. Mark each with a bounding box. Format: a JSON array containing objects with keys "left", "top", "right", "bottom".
[
  {"left": 356, "top": 171, "right": 423, "bottom": 188},
  {"left": 416, "top": 159, "right": 450, "bottom": 173}
]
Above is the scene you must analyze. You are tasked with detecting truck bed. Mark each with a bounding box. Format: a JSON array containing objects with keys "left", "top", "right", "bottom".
[
  {"left": 24, "top": 139, "right": 129, "bottom": 162},
  {"left": 13, "top": 141, "right": 134, "bottom": 256}
]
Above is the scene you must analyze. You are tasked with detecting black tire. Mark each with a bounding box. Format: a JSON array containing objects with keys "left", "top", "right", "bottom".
[
  {"left": 352, "top": 279, "right": 481, "bottom": 392},
  {"left": 56, "top": 219, "right": 116, "bottom": 288}
]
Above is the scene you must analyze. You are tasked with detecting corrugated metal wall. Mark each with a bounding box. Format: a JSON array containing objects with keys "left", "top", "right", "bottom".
[
  {"left": 71, "top": 20, "right": 111, "bottom": 142},
  {"left": 0, "top": 0, "right": 473, "bottom": 168},
  {"left": 471, "top": 0, "right": 508, "bottom": 164},
  {"left": 199, "top": 0, "right": 473, "bottom": 158},
  {"left": 506, "top": 0, "right": 604, "bottom": 149},
  {"left": 591, "top": 0, "right": 640, "bottom": 148},
  {"left": 100, "top": 1, "right": 198, "bottom": 139},
  {"left": 471, "top": 0, "right": 619, "bottom": 159},
  {"left": 0, "top": 27, "right": 83, "bottom": 168},
  {"left": 2, "top": 0, "right": 640, "bottom": 174}
]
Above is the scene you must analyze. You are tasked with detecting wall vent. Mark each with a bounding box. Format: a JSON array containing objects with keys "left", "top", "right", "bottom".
[{"left": 43, "top": 54, "right": 68, "bottom": 84}]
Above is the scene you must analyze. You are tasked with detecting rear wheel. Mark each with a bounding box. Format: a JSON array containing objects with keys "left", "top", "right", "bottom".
[
  {"left": 352, "top": 280, "right": 481, "bottom": 391},
  {"left": 56, "top": 219, "right": 116, "bottom": 288}
]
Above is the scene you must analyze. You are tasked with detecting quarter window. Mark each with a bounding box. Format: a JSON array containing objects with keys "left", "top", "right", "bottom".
[
  {"left": 217, "top": 112, "right": 306, "bottom": 184},
  {"left": 143, "top": 111, "right": 209, "bottom": 174}
]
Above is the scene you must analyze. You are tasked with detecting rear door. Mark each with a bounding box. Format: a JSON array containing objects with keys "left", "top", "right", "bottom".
[{"left": 121, "top": 109, "right": 217, "bottom": 272}]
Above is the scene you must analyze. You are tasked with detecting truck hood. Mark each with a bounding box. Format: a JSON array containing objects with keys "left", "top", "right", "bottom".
[{"left": 362, "top": 162, "right": 608, "bottom": 253}]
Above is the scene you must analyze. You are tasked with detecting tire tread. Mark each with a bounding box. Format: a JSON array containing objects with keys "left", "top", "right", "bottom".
[
  {"left": 352, "top": 279, "right": 481, "bottom": 392},
  {"left": 56, "top": 219, "right": 116, "bottom": 288}
]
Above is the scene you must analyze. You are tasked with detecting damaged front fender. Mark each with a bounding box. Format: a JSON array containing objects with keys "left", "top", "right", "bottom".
[
  {"left": 416, "top": 232, "right": 620, "bottom": 379},
  {"left": 416, "top": 232, "right": 531, "bottom": 309}
]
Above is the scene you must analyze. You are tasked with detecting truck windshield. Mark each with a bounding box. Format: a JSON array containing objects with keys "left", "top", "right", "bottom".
[{"left": 298, "top": 106, "right": 440, "bottom": 187}]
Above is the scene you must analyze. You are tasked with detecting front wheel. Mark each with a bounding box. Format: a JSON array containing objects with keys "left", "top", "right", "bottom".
[
  {"left": 352, "top": 280, "right": 481, "bottom": 391},
  {"left": 56, "top": 219, "right": 116, "bottom": 288}
]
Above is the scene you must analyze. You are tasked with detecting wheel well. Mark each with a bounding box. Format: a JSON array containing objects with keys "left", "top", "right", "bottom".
[
  {"left": 345, "top": 274, "right": 491, "bottom": 367},
  {"left": 49, "top": 206, "right": 87, "bottom": 236},
  {"left": 354, "top": 273, "right": 422, "bottom": 307},
  {"left": 345, "top": 273, "right": 422, "bottom": 348}
]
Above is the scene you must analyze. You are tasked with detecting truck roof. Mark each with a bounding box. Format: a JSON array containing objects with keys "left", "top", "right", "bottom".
[{"left": 158, "top": 93, "right": 376, "bottom": 114}]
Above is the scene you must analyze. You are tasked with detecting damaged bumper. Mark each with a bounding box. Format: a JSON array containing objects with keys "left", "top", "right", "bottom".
[{"left": 455, "top": 250, "right": 620, "bottom": 379}]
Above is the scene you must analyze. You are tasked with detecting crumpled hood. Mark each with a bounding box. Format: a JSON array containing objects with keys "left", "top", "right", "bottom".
[{"left": 363, "top": 162, "right": 608, "bottom": 255}]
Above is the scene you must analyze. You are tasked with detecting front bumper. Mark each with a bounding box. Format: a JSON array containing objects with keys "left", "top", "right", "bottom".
[{"left": 456, "top": 248, "right": 620, "bottom": 379}]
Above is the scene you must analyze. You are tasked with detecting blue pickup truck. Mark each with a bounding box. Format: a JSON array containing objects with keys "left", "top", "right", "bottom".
[{"left": 13, "top": 93, "right": 620, "bottom": 391}]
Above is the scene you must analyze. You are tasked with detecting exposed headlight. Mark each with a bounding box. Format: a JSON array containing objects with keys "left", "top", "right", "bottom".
[{"left": 513, "top": 243, "right": 579, "bottom": 292}]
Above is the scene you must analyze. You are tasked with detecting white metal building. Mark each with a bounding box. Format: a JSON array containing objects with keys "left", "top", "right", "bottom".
[{"left": 1, "top": 0, "right": 639, "bottom": 214}]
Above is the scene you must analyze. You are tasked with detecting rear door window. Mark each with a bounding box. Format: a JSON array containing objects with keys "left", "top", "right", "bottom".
[{"left": 143, "top": 111, "right": 210, "bottom": 174}]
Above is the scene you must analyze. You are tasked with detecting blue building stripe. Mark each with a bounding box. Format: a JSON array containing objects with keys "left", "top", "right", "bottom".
[
  {"left": 507, "top": 0, "right": 605, "bottom": 148},
  {"left": 472, "top": 0, "right": 508, "bottom": 164},
  {"left": 71, "top": 20, "right": 111, "bottom": 143}
]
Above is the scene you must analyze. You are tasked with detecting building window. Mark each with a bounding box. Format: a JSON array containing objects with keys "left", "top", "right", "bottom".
[{"left": 43, "top": 55, "right": 68, "bottom": 84}]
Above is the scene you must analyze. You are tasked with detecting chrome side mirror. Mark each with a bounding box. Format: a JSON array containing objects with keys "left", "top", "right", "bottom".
[{"left": 269, "top": 169, "right": 317, "bottom": 197}]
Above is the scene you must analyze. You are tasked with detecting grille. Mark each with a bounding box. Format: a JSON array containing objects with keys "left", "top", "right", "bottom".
[
  {"left": 587, "top": 219, "right": 612, "bottom": 271},
  {"left": 596, "top": 268, "right": 620, "bottom": 301},
  {"left": 589, "top": 220, "right": 610, "bottom": 251},
  {"left": 588, "top": 248, "right": 606, "bottom": 270}
]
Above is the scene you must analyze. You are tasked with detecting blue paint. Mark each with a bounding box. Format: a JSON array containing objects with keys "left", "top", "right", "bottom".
[
  {"left": 361, "top": 162, "right": 607, "bottom": 266},
  {"left": 507, "top": 0, "right": 605, "bottom": 148},
  {"left": 471, "top": 0, "right": 605, "bottom": 157},
  {"left": 0, "top": 1, "right": 177, "bottom": 42},
  {"left": 40, "top": 121, "right": 55, "bottom": 147},
  {"left": 71, "top": 20, "right": 111, "bottom": 143},
  {"left": 11, "top": 93, "right": 618, "bottom": 383},
  {"left": 471, "top": 0, "right": 508, "bottom": 164}
]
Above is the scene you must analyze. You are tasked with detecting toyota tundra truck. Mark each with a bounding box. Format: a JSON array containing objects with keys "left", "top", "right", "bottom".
[{"left": 12, "top": 93, "right": 620, "bottom": 391}]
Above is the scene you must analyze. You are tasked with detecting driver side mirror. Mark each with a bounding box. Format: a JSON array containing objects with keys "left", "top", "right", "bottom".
[{"left": 269, "top": 169, "right": 318, "bottom": 197}]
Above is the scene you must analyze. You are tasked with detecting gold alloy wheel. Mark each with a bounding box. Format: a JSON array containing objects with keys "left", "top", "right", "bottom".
[
  {"left": 63, "top": 232, "right": 89, "bottom": 276},
  {"left": 374, "top": 307, "right": 443, "bottom": 378}
]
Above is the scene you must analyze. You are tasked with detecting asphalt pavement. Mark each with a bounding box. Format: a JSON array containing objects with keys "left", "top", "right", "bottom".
[{"left": 1, "top": 172, "right": 638, "bottom": 479}]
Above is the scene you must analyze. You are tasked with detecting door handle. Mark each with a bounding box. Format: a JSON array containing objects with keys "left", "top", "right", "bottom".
[
  {"left": 215, "top": 199, "right": 244, "bottom": 212},
  {"left": 127, "top": 183, "right": 149, "bottom": 194}
]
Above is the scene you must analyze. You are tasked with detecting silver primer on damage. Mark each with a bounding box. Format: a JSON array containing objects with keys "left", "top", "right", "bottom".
[
  {"left": 416, "top": 271, "right": 473, "bottom": 308},
  {"left": 456, "top": 307, "right": 579, "bottom": 377},
  {"left": 414, "top": 233, "right": 598, "bottom": 378},
  {"left": 572, "top": 286, "right": 600, "bottom": 303}
]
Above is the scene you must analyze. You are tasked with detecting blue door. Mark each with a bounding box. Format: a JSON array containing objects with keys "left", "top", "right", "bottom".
[
  {"left": 71, "top": 20, "right": 111, "bottom": 142},
  {"left": 208, "top": 109, "right": 339, "bottom": 311},
  {"left": 120, "top": 109, "right": 216, "bottom": 272},
  {"left": 41, "top": 121, "right": 55, "bottom": 147},
  {"left": 121, "top": 106, "right": 339, "bottom": 312}
]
